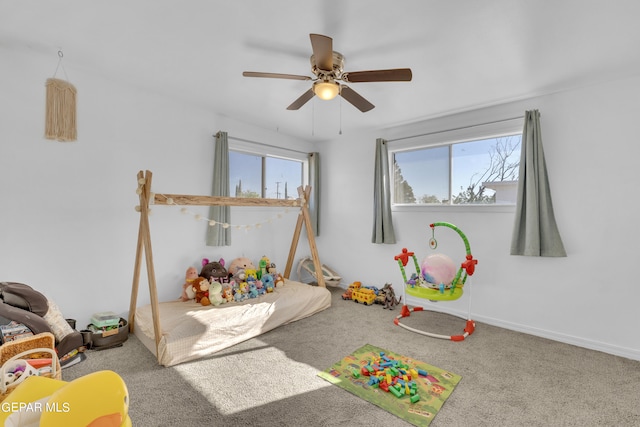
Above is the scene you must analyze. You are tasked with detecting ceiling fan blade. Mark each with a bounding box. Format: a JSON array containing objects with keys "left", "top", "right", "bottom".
[
  {"left": 243, "top": 71, "right": 312, "bottom": 81},
  {"left": 343, "top": 68, "right": 413, "bottom": 83},
  {"left": 310, "top": 34, "right": 333, "bottom": 71},
  {"left": 340, "top": 85, "right": 375, "bottom": 112},
  {"left": 286, "top": 89, "right": 315, "bottom": 110}
]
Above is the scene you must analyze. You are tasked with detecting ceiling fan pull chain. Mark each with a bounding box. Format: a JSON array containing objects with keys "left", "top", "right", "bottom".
[{"left": 339, "top": 97, "right": 343, "bottom": 135}]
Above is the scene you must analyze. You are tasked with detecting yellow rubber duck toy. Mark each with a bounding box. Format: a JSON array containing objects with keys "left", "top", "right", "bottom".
[{"left": 0, "top": 370, "right": 131, "bottom": 426}]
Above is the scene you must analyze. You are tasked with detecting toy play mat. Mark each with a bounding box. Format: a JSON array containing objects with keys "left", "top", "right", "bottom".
[{"left": 318, "top": 344, "right": 461, "bottom": 426}]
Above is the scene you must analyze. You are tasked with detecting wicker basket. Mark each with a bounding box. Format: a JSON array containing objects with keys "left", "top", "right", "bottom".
[{"left": 0, "top": 332, "right": 61, "bottom": 401}]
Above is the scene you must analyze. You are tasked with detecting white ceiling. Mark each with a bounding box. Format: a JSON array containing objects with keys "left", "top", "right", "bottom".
[{"left": 3, "top": 1, "right": 640, "bottom": 142}]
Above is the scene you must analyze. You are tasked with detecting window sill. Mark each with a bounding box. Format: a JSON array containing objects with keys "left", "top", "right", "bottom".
[{"left": 392, "top": 204, "right": 516, "bottom": 214}]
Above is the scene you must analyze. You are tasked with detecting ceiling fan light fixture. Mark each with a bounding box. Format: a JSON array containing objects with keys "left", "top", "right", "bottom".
[
  {"left": 313, "top": 80, "right": 340, "bottom": 101},
  {"left": 243, "top": 34, "right": 411, "bottom": 112}
]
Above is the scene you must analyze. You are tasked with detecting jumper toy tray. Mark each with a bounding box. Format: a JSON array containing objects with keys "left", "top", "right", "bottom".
[
  {"left": 405, "top": 285, "right": 464, "bottom": 301},
  {"left": 393, "top": 222, "right": 478, "bottom": 341}
]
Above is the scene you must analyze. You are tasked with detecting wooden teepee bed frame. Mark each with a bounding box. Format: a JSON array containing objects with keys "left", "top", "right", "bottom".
[{"left": 128, "top": 170, "right": 325, "bottom": 363}]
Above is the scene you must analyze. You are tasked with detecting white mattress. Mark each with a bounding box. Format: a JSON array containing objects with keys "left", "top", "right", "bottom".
[{"left": 133, "top": 279, "right": 331, "bottom": 366}]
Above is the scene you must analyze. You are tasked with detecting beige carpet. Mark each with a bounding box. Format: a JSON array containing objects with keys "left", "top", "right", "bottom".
[{"left": 64, "top": 287, "right": 640, "bottom": 426}]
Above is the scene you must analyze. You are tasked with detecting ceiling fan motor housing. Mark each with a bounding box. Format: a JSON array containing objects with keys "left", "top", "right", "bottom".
[{"left": 310, "top": 51, "right": 345, "bottom": 79}]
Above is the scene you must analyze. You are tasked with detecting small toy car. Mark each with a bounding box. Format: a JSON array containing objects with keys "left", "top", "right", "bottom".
[{"left": 341, "top": 281, "right": 361, "bottom": 300}]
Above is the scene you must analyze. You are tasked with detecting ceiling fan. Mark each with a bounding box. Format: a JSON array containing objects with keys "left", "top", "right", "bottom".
[{"left": 243, "top": 33, "right": 412, "bottom": 112}]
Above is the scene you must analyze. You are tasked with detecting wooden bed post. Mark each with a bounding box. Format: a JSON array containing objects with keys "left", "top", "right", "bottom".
[
  {"left": 129, "top": 170, "right": 325, "bottom": 365},
  {"left": 129, "top": 170, "right": 162, "bottom": 359},
  {"left": 283, "top": 185, "right": 325, "bottom": 287}
]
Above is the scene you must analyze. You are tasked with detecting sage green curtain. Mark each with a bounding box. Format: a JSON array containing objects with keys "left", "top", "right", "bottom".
[
  {"left": 206, "top": 131, "right": 231, "bottom": 246},
  {"left": 372, "top": 138, "right": 396, "bottom": 244},
  {"left": 510, "top": 110, "right": 566, "bottom": 256},
  {"left": 308, "top": 152, "right": 320, "bottom": 236}
]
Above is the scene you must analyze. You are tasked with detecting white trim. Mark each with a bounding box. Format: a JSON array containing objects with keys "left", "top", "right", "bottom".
[
  {"left": 392, "top": 204, "right": 516, "bottom": 213},
  {"left": 228, "top": 137, "right": 309, "bottom": 162},
  {"left": 387, "top": 117, "right": 524, "bottom": 152}
]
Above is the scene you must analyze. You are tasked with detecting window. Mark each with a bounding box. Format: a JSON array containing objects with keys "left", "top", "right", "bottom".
[
  {"left": 229, "top": 150, "right": 305, "bottom": 199},
  {"left": 392, "top": 133, "right": 522, "bottom": 205}
]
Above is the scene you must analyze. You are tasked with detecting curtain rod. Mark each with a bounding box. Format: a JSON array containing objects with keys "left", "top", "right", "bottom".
[
  {"left": 214, "top": 132, "right": 309, "bottom": 155},
  {"left": 387, "top": 115, "right": 524, "bottom": 143}
]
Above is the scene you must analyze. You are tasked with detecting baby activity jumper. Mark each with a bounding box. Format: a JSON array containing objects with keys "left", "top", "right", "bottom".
[{"left": 393, "top": 222, "right": 478, "bottom": 341}]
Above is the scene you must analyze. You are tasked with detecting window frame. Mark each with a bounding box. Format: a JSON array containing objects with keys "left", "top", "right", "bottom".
[
  {"left": 228, "top": 139, "right": 309, "bottom": 200},
  {"left": 387, "top": 118, "right": 523, "bottom": 212}
]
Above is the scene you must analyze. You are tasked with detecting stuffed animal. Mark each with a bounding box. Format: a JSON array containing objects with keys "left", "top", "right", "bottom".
[
  {"left": 258, "top": 256, "right": 271, "bottom": 279},
  {"left": 267, "top": 262, "right": 278, "bottom": 275},
  {"left": 232, "top": 267, "right": 247, "bottom": 284},
  {"left": 192, "top": 277, "right": 212, "bottom": 306},
  {"left": 238, "top": 281, "right": 249, "bottom": 294},
  {"left": 200, "top": 258, "right": 228, "bottom": 284},
  {"left": 248, "top": 283, "right": 259, "bottom": 299},
  {"left": 382, "top": 283, "right": 402, "bottom": 310},
  {"left": 274, "top": 273, "right": 285, "bottom": 287},
  {"left": 262, "top": 274, "right": 275, "bottom": 293},
  {"left": 227, "top": 257, "right": 256, "bottom": 278},
  {"left": 180, "top": 266, "right": 199, "bottom": 301},
  {"left": 245, "top": 269, "right": 258, "bottom": 281},
  {"left": 233, "top": 289, "right": 246, "bottom": 302},
  {"left": 209, "top": 281, "right": 224, "bottom": 306},
  {"left": 221, "top": 286, "right": 234, "bottom": 303},
  {"left": 255, "top": 279, "right": 265, "bottom": 295}
]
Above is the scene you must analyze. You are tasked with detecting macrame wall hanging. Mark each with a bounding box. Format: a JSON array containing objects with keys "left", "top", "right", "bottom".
[{"left": 45, "top": 50, "right": 77, "bottom": 142}]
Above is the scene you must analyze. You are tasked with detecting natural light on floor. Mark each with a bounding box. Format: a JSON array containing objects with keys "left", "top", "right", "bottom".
[{"left": 173, "top": 340, "right": 332, "bottom": 415}]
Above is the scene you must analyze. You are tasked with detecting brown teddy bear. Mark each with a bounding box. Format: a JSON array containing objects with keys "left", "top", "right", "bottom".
[{"left": 192, "top": 277, "right": 211, "bottom": 306}]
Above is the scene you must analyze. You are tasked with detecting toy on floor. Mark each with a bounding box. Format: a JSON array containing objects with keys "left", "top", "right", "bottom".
[
  {"left": 393, "top": 222, "right": 478, "bottom": 341},
  {"left": 353, "top": 351, "right": 426, "bottom": 402},
  {"left": 341, "top": 281, "right": 361, "bottom": 300},
  {"left": 351, "top": 287, "right": 376, "bottom": 305},
  {"left": 381, "top": 283, "right": 402, "bottom": 310},
  {"left": 341, "top": 282, "right": 391, "bottom": 306},
  {"left": 0, "top": 370, "right": 131, "bottom": 426}
]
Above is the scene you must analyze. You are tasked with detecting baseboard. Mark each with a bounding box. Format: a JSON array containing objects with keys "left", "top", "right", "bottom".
[{"left": 403, "top": 296, "right": 640, "bottom": 362}]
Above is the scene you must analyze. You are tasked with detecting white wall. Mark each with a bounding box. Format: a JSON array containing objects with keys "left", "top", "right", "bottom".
[
  {"left": 315, "top": 76, "right": 640, "bottom": 360},
  {"left": 0, "top": 49, "right": 313, "bottom": 329}
]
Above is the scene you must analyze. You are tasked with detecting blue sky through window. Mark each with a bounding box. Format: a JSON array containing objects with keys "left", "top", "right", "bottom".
[{"left": 230, "top": 151, "right": 302, "bottom": 198}]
